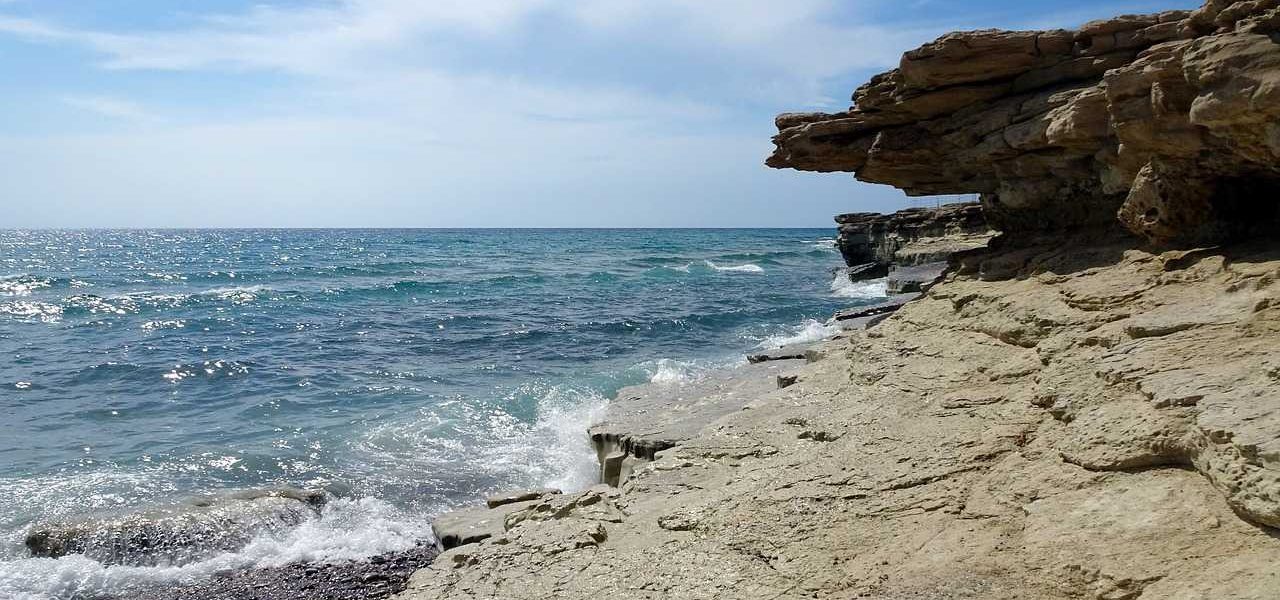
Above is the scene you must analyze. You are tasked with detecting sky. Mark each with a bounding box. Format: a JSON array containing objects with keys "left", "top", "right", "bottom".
[{"left": 0, "top": 0, "right": 1199, "bottom": 228}]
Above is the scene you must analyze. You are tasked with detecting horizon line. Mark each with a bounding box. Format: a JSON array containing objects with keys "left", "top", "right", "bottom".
[{"left": 2, "top": 226, "right": 840, "bottom": 231}]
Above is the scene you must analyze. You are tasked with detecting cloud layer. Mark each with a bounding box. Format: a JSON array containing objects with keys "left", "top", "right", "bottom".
[{"left": 0, "top": 0, "right": 1196, "bottom": 227}]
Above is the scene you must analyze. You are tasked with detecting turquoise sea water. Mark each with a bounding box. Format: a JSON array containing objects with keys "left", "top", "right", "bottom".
[{"left": 0, "top": 229, "right": 885, "bottom": 598}]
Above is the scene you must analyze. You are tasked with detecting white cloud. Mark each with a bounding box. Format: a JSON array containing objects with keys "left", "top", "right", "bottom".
[
  {"left": 0, "top": 0, "right": 955, "bottom": 226},
  {"left": 60, "top": 95, "right": 160, "bottom": 123}
]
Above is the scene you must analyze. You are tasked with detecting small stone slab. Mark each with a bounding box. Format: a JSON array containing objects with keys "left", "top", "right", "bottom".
[
  {"left": 746, "top": 342, "right": 812, "bottom": 363},
  {"left": 887, "top": 262, "right": 948, "bottom": 294},
  {"left": 431, "top": 499, "right": 541, "bottom": 550},
  {"left": 833, "top": 293, "right": 920, "bottom": 321},
  {"left": 485, "top": 488, "right": 560, "bottom": 509}
]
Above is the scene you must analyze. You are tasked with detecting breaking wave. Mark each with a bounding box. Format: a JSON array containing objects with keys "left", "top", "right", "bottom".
[
  {"left": 830, "top": 273, "right": 888, "bottom": 299},
  {"left": 757, "top": 319, "right": 842, "bottom": 349},
  {"left": 704, "top": 260, "right": 764, "bottom": 274}
]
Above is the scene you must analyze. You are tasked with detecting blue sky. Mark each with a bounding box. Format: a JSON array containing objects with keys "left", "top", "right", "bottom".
[{"left": 0, "top": 0, "right": 1198, "bottom": 227}]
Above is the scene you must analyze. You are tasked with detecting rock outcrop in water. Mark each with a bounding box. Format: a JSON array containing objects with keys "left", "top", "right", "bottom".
[
  {"left": 835, "top": 201, "right": 994, "bottom": 292},
  {"left": 394, "top": 2, "right": 1280, "bottom": 598},
  {"left": 25, "top": 488, "right": 326, "bottom": 566},
  {"left": 768, "top": 1, "right": 1280, "bottom": 245}
]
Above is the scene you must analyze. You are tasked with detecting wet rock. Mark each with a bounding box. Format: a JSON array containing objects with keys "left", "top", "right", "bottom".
[
  {"left": 589, "top": 360, "right": 805, "bottom": 487},
  {"left": 107, "top": 544, "right": 438, "bottom": 600},
  {"left": 25, "top": 487, "right": 328, "bottom": 566},
  {"left": 485, "top": 488, "right": 561, "bottom": 509},
  {"left": 833, "top": 294, "right": 920, "bottom": 323},
  {"left": 746, "top": 343, "right": 811, "bottom": 364}
]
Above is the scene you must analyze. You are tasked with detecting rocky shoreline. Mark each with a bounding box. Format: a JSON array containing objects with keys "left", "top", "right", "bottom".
[
  {"left": 23, "top": 1, "right": 1280, "bottom": 597},
  {"left": 395, "top": 1, "right": 1280, "bottom": 598},
  {"left": 101, "top": 545, "right": 439, "bottom": 600}
]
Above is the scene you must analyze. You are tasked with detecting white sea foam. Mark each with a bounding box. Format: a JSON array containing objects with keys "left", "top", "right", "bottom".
[
  {"left": 354, "top": 382, "right": 609, "bottom": 507},
  {"left": 704, "top": 260, "right": 764, "bottom": 274},
  {"left": 645, "top": 358, "right": 700, "bottom": 385},
  {"left": 757, "top": 319, "right": 841, "bottom": 349},
  {"left": 0, "top": 301, "right": 63, "bottom": 322},
  {"left": 203, "top": 285, "right": 271, "bottom": 304},
  {"left": 0, "top": 498, "right": 425, "bottom": 600},
  {"left": 0, "top": 276, "right": 52, "bottom": 297},
  {"left": 830, "top": 274, "right": 888, "bottom": 299}
]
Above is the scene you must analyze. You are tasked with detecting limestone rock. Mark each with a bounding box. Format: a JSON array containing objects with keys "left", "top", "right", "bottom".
[
  {"left": 834, "top": 202, "right": 994, "bottom": 276},
  {"left": 769, "top": 1, "right": 1280, "bottom": 246},
  {"left": 484, "top": 488, "right": 561, "bottom": 509},
  {"left": 431, "top": 498, "right": 545, "bottom": 550}
]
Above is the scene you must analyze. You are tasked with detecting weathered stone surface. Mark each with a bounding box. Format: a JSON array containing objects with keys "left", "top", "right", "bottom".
[
  {"left": 832, "top": 293, "right": 919, "bottom": 322},
  {"left": 588, "top": 360, "right": 806, "bottom": 487},
  {"left": 834, "top": 201, "right": 993, "bottom": 274},
  {"left": 769, "top": 1, "right": 1280, "bottom": 246},
  {"left": 484, "top": 488, "right": 561, "bottom": 509},
  {"left": 431, "top": 498, "right": 544, "bottom": 550},
  {"left": 745, "top": 342, "right": 811, "bottom": 364}
]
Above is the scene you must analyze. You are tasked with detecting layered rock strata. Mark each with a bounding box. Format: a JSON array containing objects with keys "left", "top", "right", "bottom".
[
  {"left": 835, "top": 202, "right": 992, "bottom": 272},
  {"left": 835, "top": 202, "right": 995, "bottom": 293},
  {"left": 769, "top": 1, "right": 1280, "bottom": 245}
]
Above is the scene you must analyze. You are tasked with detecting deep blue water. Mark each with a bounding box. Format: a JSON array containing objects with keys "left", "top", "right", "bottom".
[{"left": 0, "top": 229, "right": 884, "bottom": 598}]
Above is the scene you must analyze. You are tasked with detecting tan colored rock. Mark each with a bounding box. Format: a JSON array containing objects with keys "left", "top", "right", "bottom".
[{"left": 768, "top": 0, "right": 1280, "bottom": 245}]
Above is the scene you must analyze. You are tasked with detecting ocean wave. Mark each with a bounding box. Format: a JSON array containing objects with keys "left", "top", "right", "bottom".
[
  {"left": 757, "top": 319, "right": 841, "bottom": 349},
  {"left": 201, "top": 285, "right": 272, "bottom": 305},
  {"left": 830, "top": 274, "right": 888, "bottom": 299},
  {"left": 704, "top": 260, "right": 764, "bottom": 274},
  {"left": 163, "top": 360, "right": 252, "bottom": 383},
  {"left": 0, "top": 276, "right": 57, "bottom": 297},
  {"left": 354, "top": 382, "right": 608, "bottom": 503},
  {"left": 0, "top": 301, "right": 64, "bottom": 322},
  {"left": 643, "top": 358, "right": 702, "bottom": 385}
]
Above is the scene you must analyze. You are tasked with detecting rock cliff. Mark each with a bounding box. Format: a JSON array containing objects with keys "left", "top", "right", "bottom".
[
  {"left": 769, "top": 1, "right": 1280, "bottom": 245},
  {"left": 835, "top": 201, "right": 990, "bottom": 271}
]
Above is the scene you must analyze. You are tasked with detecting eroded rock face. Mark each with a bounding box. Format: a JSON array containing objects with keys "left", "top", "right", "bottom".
[
  {"left": 835, "top": 202, "right": 994, "bottom": 292},
  {"left": 835, "top": 201, "right": 991, "bottom": 270},
  {"left": 768, "top": 1, "right": 1280, "bottom": 246}
]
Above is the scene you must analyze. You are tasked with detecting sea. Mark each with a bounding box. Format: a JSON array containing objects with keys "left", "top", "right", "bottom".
[{"left": 0, "top": 228, "right": 886, "bottom": 599}]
